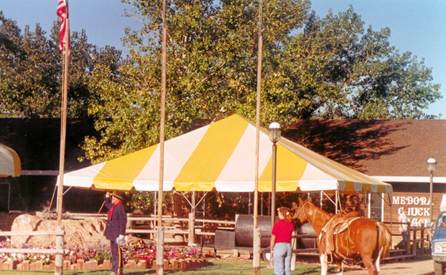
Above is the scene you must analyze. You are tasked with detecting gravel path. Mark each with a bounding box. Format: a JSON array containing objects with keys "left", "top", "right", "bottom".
[{"left": 344, "top": 259, "right": 434, "bottom": 275}]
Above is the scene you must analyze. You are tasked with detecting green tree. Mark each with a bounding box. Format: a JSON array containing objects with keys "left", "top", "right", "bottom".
[
  {"left": 84, "top": 0, "right": 310, "bottom": 160},
  {"left": 0, "top": 11, "right": 122, "bottom": 118},
  {"left": 85, "top": 1, "right": 440, "bottom": 163},
  {"left": 81, "top": 2, "right": 441, "bottom": 218},
  {"left": 272, "top": 8, "right": 441, "bottom": 120}
]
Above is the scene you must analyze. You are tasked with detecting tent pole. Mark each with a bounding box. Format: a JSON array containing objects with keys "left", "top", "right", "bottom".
[
  {"left": 8, "top": 182, "right": 10, "bottom": 212},
  {"left": 367, "top": 193, "right": 372, "bottom": 218},
  {"left": 153, "top": 191, "right": 157, "bottom": 240},
  {"left": 381, "top": 192, "right": 384, "bottom": 222},
  {"left": 320, "top": 191, "right": 323, "bottom": 208},
  {"left": 261, "top": 193, "right": 263, "bottom": 216},
  {"left": 335, "top": 191, "right": 338, "bottom": 214},
  {"left": 181, "top": 192, "right": 192, "bottom": 207},
  {"left": 248, "top": 192, "right": 251, "bottom": 215},
  {"left": 188, "top": 191, "right": 196, "bottom": 246}
]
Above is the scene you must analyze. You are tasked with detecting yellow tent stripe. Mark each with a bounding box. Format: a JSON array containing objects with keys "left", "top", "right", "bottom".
[
  {"left": 174, "top": 115, "right": 248, "bottom": 191},
  {"left": 93, "top": 146, "right": 157, "bottom": 191},
  {"left": 259, "top": 144, "right": 307, "bottom": 192}
]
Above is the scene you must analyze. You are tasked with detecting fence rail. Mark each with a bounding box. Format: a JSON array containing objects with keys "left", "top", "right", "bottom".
[{"left": 0, "top": 213, "right": 429, "bottom": 263}]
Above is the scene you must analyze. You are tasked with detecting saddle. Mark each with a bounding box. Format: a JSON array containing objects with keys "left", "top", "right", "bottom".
[{"left": 319, "top": 213, "right": 362, "bottom": 255}]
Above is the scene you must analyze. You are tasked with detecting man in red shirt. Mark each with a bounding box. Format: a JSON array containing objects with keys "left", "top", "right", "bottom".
[{"left": 270, "top": 207, "right": 295, "bottom": 275}]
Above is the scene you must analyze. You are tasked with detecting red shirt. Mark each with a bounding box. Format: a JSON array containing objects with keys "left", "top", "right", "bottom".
[{"left": 272, "top": 219, "right": 294, "bottom": 243}]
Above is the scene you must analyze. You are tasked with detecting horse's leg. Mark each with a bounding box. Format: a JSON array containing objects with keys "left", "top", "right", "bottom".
[
  {"left": 333, "top": 262, "right": 344, "bottom": 275},
  {"left": 361, "top": 255, "right": 378, "bottom": 275},
  {"left": 320, "top": 254, "right": 328, "bottom": 275},
  {"left": 374, "top": 247, "right": 383, "bottom": 272}
]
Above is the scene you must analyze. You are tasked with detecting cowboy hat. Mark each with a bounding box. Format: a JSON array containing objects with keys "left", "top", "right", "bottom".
[{"left": 111, "top": 191, "right": 126, "bottom": 202}]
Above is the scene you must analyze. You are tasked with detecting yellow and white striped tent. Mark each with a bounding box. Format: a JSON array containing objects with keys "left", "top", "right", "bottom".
[
  {"left": 63, "top": 114, "right": 392, "bottom": 193},
  {"left": 0, "top": 144, "right": 21, "bottom": 177}
]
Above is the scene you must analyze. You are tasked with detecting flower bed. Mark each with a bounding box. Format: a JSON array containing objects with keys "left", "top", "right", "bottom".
[{"left": 0, "top": 239, "right": 207, "bottom": 271}]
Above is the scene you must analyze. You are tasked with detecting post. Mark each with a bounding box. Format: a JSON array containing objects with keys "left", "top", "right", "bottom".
[
  {"left": 406, "top": 223, "right": 411, "bottom": 254},
  {"left": 268, "top": 122, "right": 280, "bottom": 228},
  {"left": 367, "top": 193, "right": 371, "bottom": 218},
  {"left": 188, "top": 191, "right": 196, "bottom": 246},
  {"left": 7, "top": 182, "right": 10, "bottom": 212},
  {"left": 248, "top": 192, "right": 251, "bottom": 215},
  {"left": 271, "top": 141, "right": 277, "bottom": 227},
  {"left": 429, "top": 170, "right": 434, "bottom": 226},
  {"left": 427, "top": 157, "right": 437, "bottom": 227},
  {"left": 156, "top": 0, "right": 168, "bottom": 273},
  {"left": 412, "top": 226, "right": 417, "bottom": 256},
  {"left": 252, "top": 0, "right": 263, "bottom": 272},
  {"left": 320, "top": 191, "right": 323, "bottom": 208},
  {"left": 55, "top": 5, "right": 70, "bottom": 271},
  {"left": 335, "top": 191, "right": 338, "bottom": 214},
  {"left": 261, "top": 192, "right": 263, "bottom": 216},
  {"left": 290, "top": 230, "right": 297, "bottom": 271},
  {"left": 421, "top": 223, "right": 425, "bottom": 255},
  {"left": 381, "top": 193, "right": 385, "bottom": 222}
]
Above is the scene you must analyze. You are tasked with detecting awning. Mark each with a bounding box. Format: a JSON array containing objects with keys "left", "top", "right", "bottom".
[
  {"left": 0, "top": 144, "right": 21, "bottom": 177},
  {"left": 62, "top": 114, "right": 392, "bottom": 193}
]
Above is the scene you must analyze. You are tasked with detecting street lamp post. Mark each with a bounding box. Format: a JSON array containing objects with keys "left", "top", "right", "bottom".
[
  {"left": 269, "top": 122, "right": 281, "bottom": 228},
  {"left": 427, "top": 157, "right": 437, "bottom": 226}
]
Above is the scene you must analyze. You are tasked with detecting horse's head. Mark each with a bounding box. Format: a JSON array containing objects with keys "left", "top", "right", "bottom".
[{"left": 294, "top": 198, "right": 314, "bottom": 225}]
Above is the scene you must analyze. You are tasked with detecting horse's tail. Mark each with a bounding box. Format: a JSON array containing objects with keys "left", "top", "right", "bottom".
[{"left": 377, "top": 222, "right": 392, "bottom": 258}]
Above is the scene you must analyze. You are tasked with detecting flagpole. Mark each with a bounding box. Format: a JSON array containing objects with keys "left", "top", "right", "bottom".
[
  {"left": 55, "top": 45, "right": 68, "bottom": 275},
  {"left": 156, "top": 0, "right": 167, "bottom": 274},
  {"left": 55, "top": 1, "right": 70, "bottom": 273},
  {"left": 253, "top": 0, "right": 263, "bottom": 274}
]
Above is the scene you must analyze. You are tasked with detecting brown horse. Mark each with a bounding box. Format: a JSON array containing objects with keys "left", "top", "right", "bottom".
[{"left": 294, "top": 199, "right": 391, "bottom": 275}]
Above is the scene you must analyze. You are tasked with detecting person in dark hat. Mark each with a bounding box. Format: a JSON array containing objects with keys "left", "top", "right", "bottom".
[{"left": 104, "top": 191, "right": 127, "bottom": 275}]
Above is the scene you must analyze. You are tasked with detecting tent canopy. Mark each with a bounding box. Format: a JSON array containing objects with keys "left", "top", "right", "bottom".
[
  {"left": 0, "top": 144, "right": 21, "bottom": 177},
  {"left": 63, "top": 114, "right": 392, "bottom": 193}
]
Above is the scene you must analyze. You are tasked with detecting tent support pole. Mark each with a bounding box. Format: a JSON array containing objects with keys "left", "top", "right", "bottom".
[
  {"left": 322, "top": 191, "right": 336, "bottom": 207},
  {"left": 180, "top": 191, "right": 208, "bottom": 246},
  {"left": 367, "top": 193, "right": 372, "bottom": 218},
  {"left": 8, "top": 182, "right": 11, "bottom": 212},
  {"left": 261, "top": 193, "right": 263, "bottom": 216},
  {"left": 381, "top": 192, "right": 384, "bottom": 222},
  {"left": 62, "top": 186, "right": 72, "bottom": 196},
  {"left": 335, "top": 191, "right": 338, "bottom": 214},
  {"left": 248, "top": 192, "right": 251, "bottom": 215},
  {"left": 188, "top": 191, "right": 196, "bottom": 246},
  {"left": 181, "top": 192, "right": 192, "bottom": 207},
  {"left": 320, "top": 191, "right": 323, "bottom": 208}
]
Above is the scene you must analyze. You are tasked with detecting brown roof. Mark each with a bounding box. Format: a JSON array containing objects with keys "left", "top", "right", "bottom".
[{"left": 284, "top": 119, "right": 446, "bottom": 177}]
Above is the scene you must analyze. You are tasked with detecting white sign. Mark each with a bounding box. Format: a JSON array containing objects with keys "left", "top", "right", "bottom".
[{"left": 393, "top": 195, "right": 431, "bottom": 227}]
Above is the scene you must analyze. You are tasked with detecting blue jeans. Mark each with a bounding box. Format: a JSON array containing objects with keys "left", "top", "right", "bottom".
[{"left": 273, "top": 242, "right": 292, "bottom": 275}]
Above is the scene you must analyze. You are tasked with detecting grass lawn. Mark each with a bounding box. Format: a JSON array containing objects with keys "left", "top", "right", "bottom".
[{"left": 0, "top": 259, "right": 320, "bottom": 274}]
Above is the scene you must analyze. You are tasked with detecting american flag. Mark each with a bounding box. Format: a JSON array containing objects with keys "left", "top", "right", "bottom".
[{"left": 57, "top": 0, "right": 70, "bottom": 53}]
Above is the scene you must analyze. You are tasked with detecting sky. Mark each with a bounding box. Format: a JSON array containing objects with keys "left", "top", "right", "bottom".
[{"left": 1, "top": 0, "right": 445, "bottom": 117}]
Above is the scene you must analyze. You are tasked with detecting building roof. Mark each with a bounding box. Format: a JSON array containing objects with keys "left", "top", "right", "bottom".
[{"left": 285, "top": 119, "right": 446, "bottom": 178}]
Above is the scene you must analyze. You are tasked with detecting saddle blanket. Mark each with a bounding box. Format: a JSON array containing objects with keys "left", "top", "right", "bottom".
[{"left": 319, "top": 216, "right": 362, "bottom": 254}]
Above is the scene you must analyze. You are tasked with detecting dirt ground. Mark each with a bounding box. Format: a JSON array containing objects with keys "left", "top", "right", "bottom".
[{"left": 344, "top": 258, "right": 434, "bottom": 274}]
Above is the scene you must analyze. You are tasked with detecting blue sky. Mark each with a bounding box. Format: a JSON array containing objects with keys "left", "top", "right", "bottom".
[{"left": 1, "top": 0, "right": 444, "bottom": 117}]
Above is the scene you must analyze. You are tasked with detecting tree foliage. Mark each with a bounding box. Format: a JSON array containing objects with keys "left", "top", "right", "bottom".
[
  {"left": 0, "top": 3, "right": 442, "bottom": 217},
  {"left": 83, "top": 1, "right": 440, "bottom": 163},
  {"left": 0, "top": 11, "right": 122, "bottom": 118}
]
